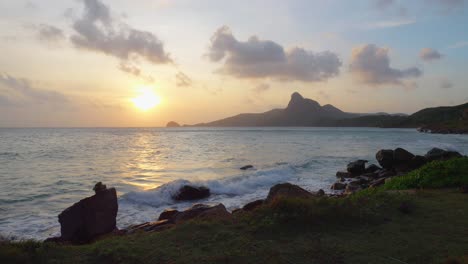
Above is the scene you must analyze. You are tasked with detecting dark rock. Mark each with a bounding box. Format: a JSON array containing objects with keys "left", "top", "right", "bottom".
[
  {"left": 378, "top": 169, "right": 396, "bottom": 178},
  {"left": 346, "top": 160, "right": 368, "bottom": 175},
  {"left": 173, "top": 204, "right": 230, "bottom": 223},
  {"left": 376, "top": 149, "right": 394, "bottom": 169},
  {"left": 240, "top": 165, "right": 254, "bottom": 170},
  {"left": 266, "top": 183, "right": 313, "bottom": 202},
  {"left": 393, "top": 148, "right": 415, "bottom": 164},
  {"left": 316, "top": 189, "right": 325, "bottom": 196},
  {"left": 409, "top": 155, "right": 427, "bottom": 169},
  {"left": 166, "top": 121, "right": 180, "bottom": 127},
  {"left": 58, "top": 183, "right": 118, "bottom": 243},
  {"left": 425, "top": 148, "right": 462, "bottom": 161},
  {"left": 242, "top": 199, "right": 264, "bottom": 211},
  {"left": 336, "top": 171, "right": 352, "bottom": 178},
  {"left": 158, "top": 209, "right": 179, "bottom": 221},
  {"left": 173, "top": 185, "right": 210, "bottom": 201},
  {"left": 361, "top": 172, "right": 379, "bottom": 179},
  {"left": 344, "top": 183, "right": 362, "bottom": 195},
  {"left": 331, "top": 182, "right": 346, "bottom": 190},
  {"left": 369, "top": 178, "right": 386, "bottom": 188},
  {"left": 93, "top": 182, "right": 107, "bottom": 194},
  {"left": 365, "top": 164, "right": 381, "bottom": 173}
]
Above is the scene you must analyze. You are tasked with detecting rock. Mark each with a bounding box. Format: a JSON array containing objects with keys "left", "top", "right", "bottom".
[
  {"left": 361, "top": 172, "right": 379, "bottom": 179},
  {"left": 93, "top": 182, "right": 107, "bottom": 194},
  {"left": 158, "top": 209, "right": 179, "bottom": 221},
  {"left": 376, "top": 149, "right": 394, "bottom": 169},
  {"left": 331, "top": 182, "right": 346, "bottom": 190},
  {"left": 369, "top": 178, "right": 386, "bottom": 188},
  {"left": 316, "top": 189, "right": 325, "bottom": 196},
  {"left": 166, "top": 121, "right": 180, "bottom": 127},
  {"left": 336, "top": 171, "right": 352, "bottom": 178},
  {"left": 242, "top": 199, "right": 264, "bottom": 211},
  {"left": 425, "top": 148, "right": 462, "bottom": 161},
  {"left": 240, "top": 165, "right": 254, "bottom": 170},
  {"left": 266, "top": 183, "right": 313, "bottom": 203},
  {"left": 173, "top": 185, "right": 210, "bottom": 201},
  {"left": 409, "top": 155, "right": 427, "bottom": 169},
  {"left": 378, "top": 169, "right": 396, "bottom": 178},
  {"left": 346, "top": 160, "right": 368, "bottom": 175},
  {"left": 365, "top": 164, "right": 381, "bottom": 173},
  {"left": 393, "top": 148, "right": 415, "bottom": 164},
  {"left": 172, "top": 204, "right": 230, "bottom": 223},
  {"left": 58, "top": 183, "right": 118, "bottom": 243},
  {"left": 344, "top": 183, "right": 362, "bottom": 195}
]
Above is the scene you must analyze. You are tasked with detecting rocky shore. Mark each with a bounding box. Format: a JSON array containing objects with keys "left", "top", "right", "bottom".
[{"left": 44, "top": 147, "right": 465, "bottom": 245}]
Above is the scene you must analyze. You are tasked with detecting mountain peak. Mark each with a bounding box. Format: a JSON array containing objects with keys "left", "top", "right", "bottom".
[{"left": 287, "top": 92, "right": 320, "bottom": 113}]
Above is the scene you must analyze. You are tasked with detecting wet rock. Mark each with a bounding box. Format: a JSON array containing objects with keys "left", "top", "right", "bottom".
[
  {"left": 242, "top": 199, "right": 264, "bottom": 211},
  {"left": 365, "top": 164, "right": 381, "bottom": 173},
  {"left": 331, "top": 182, "right": 346, "bottom": 190},
  {"left": 316, "top": 189, "right": 325, "bottom": 196},
  {"left": 58, "top": 183, "right": 118, "bottom": 243},
  {"left": 393, "top": 148, "right": 415, "bottom": 164},
  {"left": 266, "top": 183, "right": 313, "bottom": 202},
  {"left": 361, "top": 172, "right": 379, "bottom": 179},
  {"left": 173, "top": 185, "right": 210, "bottom": 201},
  {"left": 240, "top": 165, "right": 254, "bottom": 170},
  {"left": 336, "top": 171, "right": 352, "bottom": 178},
  {"left": 378, "top": 169, "right": 396, "bottom": 178},
  {"left": 158, "top": 209, "right": 179, "bottom": 221},
  {"left": 346, "top": 160, "right": 368, "bottom": 175},
  {"left": 376, "top": 149, "right": 394, "bottom": 169}
]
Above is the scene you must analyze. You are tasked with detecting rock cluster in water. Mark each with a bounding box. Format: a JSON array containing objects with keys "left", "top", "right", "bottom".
[{"left": 330, "top": 147, "right": 463, "bottom": 194}]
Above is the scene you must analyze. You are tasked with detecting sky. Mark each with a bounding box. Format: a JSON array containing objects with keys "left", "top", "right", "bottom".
[{"left": 0, "top": 0, "right": 467, "bottom": 127}]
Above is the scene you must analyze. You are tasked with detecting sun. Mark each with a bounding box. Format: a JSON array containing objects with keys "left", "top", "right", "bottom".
[{"left": 131, "top": 87, "right": 161, "bottom": 111}]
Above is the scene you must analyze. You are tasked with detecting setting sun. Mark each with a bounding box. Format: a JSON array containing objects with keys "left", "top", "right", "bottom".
[{"left": 131, "top": 87, "right": 161, "bottom": 111}]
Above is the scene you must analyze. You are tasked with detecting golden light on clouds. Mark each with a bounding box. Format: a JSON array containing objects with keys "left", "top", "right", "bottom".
[{"left": 131, "top": 86, "right": 161, "bottom": 111}]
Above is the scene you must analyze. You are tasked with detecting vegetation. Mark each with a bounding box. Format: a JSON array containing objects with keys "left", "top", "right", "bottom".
[
  {"left": 1, "top": 158, "right": 468, "bottom": 263},
  {"left": 384, "top": 157, "right": 468, "bottom": 190}
]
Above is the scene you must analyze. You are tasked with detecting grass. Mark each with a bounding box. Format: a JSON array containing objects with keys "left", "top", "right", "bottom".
[
  {"left": 1, "top": 158, "right": 468, "bottom": 263},
  {"left": 384, "top": 157, "right": 468, "bottom": 190}
]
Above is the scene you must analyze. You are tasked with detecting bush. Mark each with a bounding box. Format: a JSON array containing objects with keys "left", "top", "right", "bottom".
[{"left": 384, "top": 157, "right": 468, "bottom": 190}]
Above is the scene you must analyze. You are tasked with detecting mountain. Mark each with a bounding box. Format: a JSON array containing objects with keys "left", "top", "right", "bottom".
[
  {"left": 193, "top": 92, "right": 358, "bottom": 127},
  {"left": 186, "top": 92, "right": 467, "bottom": 133}
]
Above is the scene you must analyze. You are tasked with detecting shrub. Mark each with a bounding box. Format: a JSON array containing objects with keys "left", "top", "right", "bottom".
[{"left": 384, "top": 157, "right": 468, "bottom": 190}]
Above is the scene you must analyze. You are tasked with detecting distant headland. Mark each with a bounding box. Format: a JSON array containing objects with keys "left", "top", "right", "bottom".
[{"left": 170, "top": 92, "right": 468, "bottom": 134}]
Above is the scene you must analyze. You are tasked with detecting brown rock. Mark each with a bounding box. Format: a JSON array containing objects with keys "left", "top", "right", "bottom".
[
  {"left": 158, "top": 209, "right": 179, "bottom": 221},
  {"left": 242, "top": 199, "right": 264, "bottom": 211},
  {"left": 173, "top": 204, "right": 231, "bottom": 223},
  {"left": 331, "top": 182, "right": 346, "bottom": 190},
  {"left": 58, "top": 183, "right": 118, "bottom": 243},
  {"left": 266, "top": 183, "right": 313, "bottom": 202}
]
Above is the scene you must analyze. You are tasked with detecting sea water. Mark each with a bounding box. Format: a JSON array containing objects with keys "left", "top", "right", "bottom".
[{"left": 0, "top": 127, "right": 467, "bottom": 240}]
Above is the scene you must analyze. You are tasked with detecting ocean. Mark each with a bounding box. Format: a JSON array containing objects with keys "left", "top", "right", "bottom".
[{"left": 0, "top": 127, "right": 467, "bottom": 240}]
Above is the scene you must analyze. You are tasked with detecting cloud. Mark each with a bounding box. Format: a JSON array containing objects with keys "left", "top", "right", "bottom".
[
  {"left": 0, "top": 73, "right": 68, "bottom": 105},
  {"left": 419, "top": 48, "right": 443, "bottom": 61},
  {"left": 206, "top": 26, "right": 342, "bottom": 82},
  {"left": 440, "top": 78, "right": 453, "bottom": 89},
  {"left": 349, "top": 44, "right": 422, "bottom": 86},
  {"left": 175, "top": 72, "right": 192, "bottom": 87},
  {"left": 35, "top": 24, "right": 65, "bottom": 43},
  {"left": 118, "top": 62, "right": 154, "bottom": 83},
  {"left": 70, "top": 0, "right": 171, "bottom": 64},
  {"left": 365, "top": 19, "right": 415, "bottom": 29},
  {"left": 374, "top": 0, "right": 396, "bottom": 9},
  {"left": 253, "top": 83, "right": 270, "bottom": 93},
  {"left": 448, "top": 40, "right": 468, "bottom": 49}
]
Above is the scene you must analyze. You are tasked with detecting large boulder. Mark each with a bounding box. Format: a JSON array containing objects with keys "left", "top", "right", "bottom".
[
  {"left": 376, "top": 149, "right": 394, "bottom": 169},
  {"left": 365, "top": 164, "right": 381, "bottom": 173},
  {"left": 346, "top": 160, "right": 368, "bottom": 175},
  {"left": 172, "top": 185, "right": 210, "bottom": 201},
  {"left": 425, "top": 148, "right": 462, "bottom": 161},
  {"left": 242, "top": 199, "right": 264, "bottom": 211},
  {"left": 393, "top": 148, "right": 415, "bottom": 164},
  {"left": 58, "top": 182, "right": 118, "bottom": 243},
  {"left": 156, "top": 204, "right": 230, "bottom": 224},
  {"left": 266, "top": 183, "right": 313, "bottom": 203}
]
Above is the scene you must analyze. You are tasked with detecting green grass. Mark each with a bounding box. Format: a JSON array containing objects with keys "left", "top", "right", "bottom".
[
  {"left": 384, "top": 157, "right": 468, "bottom": 190},
  {"left": 1, "top": 188, "right": 467, "bottom": 264}
]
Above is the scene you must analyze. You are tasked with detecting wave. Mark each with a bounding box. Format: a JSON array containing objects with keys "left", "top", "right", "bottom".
[{"left": 121, "top": 161, "right": 308, "bottom": 208}]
